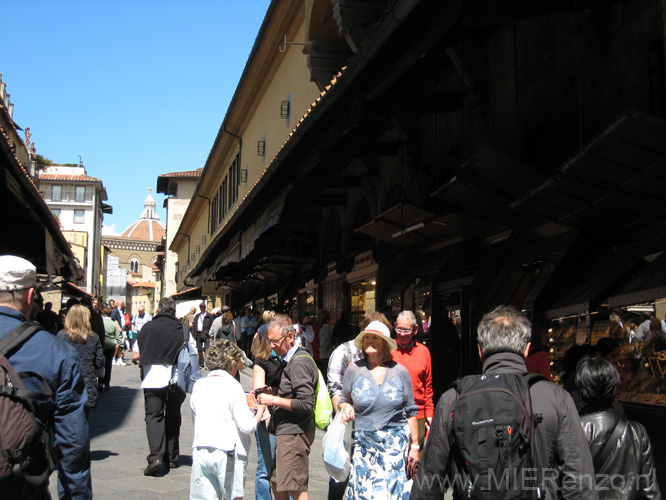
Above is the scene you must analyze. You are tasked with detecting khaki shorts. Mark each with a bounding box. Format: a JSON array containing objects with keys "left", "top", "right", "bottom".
[{"left": 271, "top": 431, "right": 315, "bottom": 492}]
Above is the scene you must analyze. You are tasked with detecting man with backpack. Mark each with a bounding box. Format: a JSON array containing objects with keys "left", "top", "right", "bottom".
[
  {"left": 0, "top": 255, "right": 91, "bottom": 499},
  {"left": 411, "top": 305, "right": 597, "bottom": 500}
]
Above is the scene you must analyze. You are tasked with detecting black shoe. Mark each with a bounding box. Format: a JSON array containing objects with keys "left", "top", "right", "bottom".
[
  {"left": 144, "top": 460, "right": 163, "bottom": 476},
  {"left": 169, "top": 461, "right": 179, "bottom": 469}
]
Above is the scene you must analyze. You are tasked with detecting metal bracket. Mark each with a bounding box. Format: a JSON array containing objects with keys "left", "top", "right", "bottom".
[{"left": 279, "top": 34, "right": 305, "bottom": 53}]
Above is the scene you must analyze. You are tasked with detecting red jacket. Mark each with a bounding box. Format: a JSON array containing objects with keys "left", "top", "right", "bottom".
[{"left": 391, "top": 341, "right": 434, "bottom": 419}]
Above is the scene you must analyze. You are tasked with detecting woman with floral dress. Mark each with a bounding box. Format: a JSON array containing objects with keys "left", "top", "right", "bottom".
[{"left": 339, "top": 320, "right": 419, "bottom": 500}]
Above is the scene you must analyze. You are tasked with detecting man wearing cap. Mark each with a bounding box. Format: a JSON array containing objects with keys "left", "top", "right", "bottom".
[
  {"left": 256, "top": 314, "right": 318, "bottom": 500},
  {"left": 391, "top": 310, "right": 434, "bottom": 453},
  {"left": 0, "top": 255, "right": 91, "bottom": 499}
]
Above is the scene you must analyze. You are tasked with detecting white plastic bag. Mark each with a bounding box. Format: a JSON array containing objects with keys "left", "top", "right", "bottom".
[{"left": 322, "top": 409, "right": 353, "bottom": 482}]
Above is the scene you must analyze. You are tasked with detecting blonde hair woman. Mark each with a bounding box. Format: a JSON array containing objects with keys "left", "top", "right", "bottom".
[
  {"left": 57, "top": 304, "right": 105, "bottom": 413},
  {"left": 190, "top": 340, "right": 266, "bottom": 500}
]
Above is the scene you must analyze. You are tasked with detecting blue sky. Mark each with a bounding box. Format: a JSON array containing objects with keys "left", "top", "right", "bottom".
[{"left": 3, "top": 0, "right": 271, "bottom": 235}]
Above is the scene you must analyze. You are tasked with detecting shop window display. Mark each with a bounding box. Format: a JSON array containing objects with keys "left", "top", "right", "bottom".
[{"left": 548, "top": 305, "right": 666, "bottom": 406}]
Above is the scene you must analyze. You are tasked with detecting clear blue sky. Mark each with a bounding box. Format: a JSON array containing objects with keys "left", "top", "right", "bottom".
[{"left": 3, "top": 0, "right": 271, "bottom": 235}]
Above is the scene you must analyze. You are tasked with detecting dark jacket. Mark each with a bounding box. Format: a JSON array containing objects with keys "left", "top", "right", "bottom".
[
  {"left": 193, "top": 312, "right": 213, "bottom": 336},
  {"left": 273, "top": 346, "right": 318, "bottom": 436},
  {"left": 411, "top": 352, "right": 598, "bottom": 500},
  {"left": 580, "top": 408, "right": 660, "bottom": 500},
  {"left": 0, "top": 306, "right": 91, "bottom": 499},
  {"left": 57, "top": 331, "right": 105, "bottom": 408},
  {"left": 110, "top": 306, "right": 125, "bottom": 330},
  {"left": 214, "top": 323, "right": 235, "bottom": 343},
  {"left": 89, "top": 308, "right": 105, "bottom": 347},
  {"left": 136, "top": 312, "right": 184, "bottom": 368}
]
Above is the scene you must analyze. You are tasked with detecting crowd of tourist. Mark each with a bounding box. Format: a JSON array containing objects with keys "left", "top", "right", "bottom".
[{"left": 0, "top": 253, "right": 661, "bottom": 499}]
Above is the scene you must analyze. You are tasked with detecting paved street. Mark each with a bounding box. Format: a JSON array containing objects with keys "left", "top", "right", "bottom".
[{"left": 49, "top": 357, "right": 330, "bottom": 499}]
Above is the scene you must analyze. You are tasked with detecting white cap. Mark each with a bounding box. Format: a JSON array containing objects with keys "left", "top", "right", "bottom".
[{"left": 0, "top": 255, "right": 37, "bottom": 291}]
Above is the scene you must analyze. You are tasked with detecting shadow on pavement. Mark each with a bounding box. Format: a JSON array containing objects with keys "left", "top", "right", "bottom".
[
  {"left": 89, "top": 385, "right": 140, "bottom": 439},
  {"left": 90, "top": 450, "right": 119, "bottom": 461}
]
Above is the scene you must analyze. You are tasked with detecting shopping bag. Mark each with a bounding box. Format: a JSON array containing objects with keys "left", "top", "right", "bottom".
[{"left": 322, "top": 410, "right": 353, "bottom": 482}]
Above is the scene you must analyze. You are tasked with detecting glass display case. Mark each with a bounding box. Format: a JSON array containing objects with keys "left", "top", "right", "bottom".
[{"left": 547, "top": 304, "right": 666, "bottom": 407}]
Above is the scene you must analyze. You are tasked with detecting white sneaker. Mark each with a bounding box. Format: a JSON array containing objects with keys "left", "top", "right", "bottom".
[
  {"left": 112, "top": 359, "right": 117, "bottom": 366},
  {"left": 118, "top": 359, "right": 126, "bottom": 366}
]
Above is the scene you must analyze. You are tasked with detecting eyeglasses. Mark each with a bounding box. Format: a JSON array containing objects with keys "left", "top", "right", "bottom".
[
  {"left": 268, "top": 335, "right": 287, "bottom": 346},
  {"left": 395, "top": 327, "right": 413, "bottom": 334}
]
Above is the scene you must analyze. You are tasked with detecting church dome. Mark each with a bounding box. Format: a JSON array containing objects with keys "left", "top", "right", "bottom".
[{"left": 121, "top": 188, "right": 166, "bottom": 242}]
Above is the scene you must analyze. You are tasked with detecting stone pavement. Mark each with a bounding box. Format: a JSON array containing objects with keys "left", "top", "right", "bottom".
[{"left": 48, "top": 356, "right": 330, "bottom": 499}]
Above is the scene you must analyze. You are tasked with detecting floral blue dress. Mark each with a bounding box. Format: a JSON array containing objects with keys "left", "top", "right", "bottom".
[{"left": 340, "top": 360, "right": 417, "bottom": 500}]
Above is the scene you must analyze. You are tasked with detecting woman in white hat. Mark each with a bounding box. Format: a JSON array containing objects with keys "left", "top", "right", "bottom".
[{"left": 338, "top": 320, "right": 419, "bottom": 499}]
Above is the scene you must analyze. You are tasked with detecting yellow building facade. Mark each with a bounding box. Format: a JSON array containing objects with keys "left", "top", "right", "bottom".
[{"left": 171, "top": 0, "right": 322, "bottom": 306}]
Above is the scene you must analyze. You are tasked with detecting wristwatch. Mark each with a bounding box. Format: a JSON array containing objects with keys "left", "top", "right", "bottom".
[{"left": 410, "top": 444, "right": 420, "bottom": 450}]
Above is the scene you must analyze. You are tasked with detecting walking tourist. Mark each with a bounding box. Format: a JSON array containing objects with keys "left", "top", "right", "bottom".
[
  {"left": 338, "top": 320, "right": 418, "bottom": 500},
  {"left": 190, "top": 339, "right": 266, "bottom": 500}
]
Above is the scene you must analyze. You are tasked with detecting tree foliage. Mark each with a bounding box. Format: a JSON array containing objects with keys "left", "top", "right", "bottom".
[{"left": 33, "top": 154, "right": 53, "bottom": 170}]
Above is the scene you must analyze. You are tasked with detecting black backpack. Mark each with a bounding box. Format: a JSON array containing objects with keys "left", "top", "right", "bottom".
[
  {"left": 0, "top": 321, "right": 56, "bottom": 497},
  {"left": 450, "top": 372, "right": 546, "bottom": 500}
]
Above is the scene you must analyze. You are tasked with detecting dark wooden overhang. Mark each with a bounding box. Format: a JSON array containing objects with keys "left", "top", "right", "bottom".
[
  {"left": 510, "top": 109, "right": 666, "bottom": 239},
  {"left": 431, "top": 146, "right": 547, "bottom": 228},
  {"left": 186, "top": 0, "right": 625, "bottom": 290},
  {"left": 0, "top": 125, "right": 81, "bottom": 281},
  {"left": 543, "top": 241, "right": 656, "bottom": 320}
]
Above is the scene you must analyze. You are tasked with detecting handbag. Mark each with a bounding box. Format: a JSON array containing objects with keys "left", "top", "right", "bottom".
[{"left": 322, "top": 410, "right": 353, "bottom": 482}]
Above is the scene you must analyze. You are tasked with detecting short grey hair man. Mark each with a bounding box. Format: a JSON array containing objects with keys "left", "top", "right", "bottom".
[
  {"left": 396, "top": 310, "right": 417, "bottom": 327},
  {"left": 476, "top": 305, "right": 531, "bottom": 358},
  {"left": 267, "top": 314, "right": 296, "bottom": 338}
]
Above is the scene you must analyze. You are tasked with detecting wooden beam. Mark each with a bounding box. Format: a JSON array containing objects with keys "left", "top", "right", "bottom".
[{"left": 318, "top": 141, "right": 403, "bottom": 163}]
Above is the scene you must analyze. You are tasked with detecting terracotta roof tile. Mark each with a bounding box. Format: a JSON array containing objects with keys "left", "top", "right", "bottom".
[
  {"left": 0, "top": 123, "right": 42, "bottom": 197},
  {"left": 127, "top": 281, "right": 156, "bottom": 288},
  {"left": 158, "top": 169, "right": 203, "bottom": 178},
  {"left": 121, "top": 219, "right": 166, "bottom": 242},
  {"left": 38, "top": 173, "right": 102, "bottom": 182}
]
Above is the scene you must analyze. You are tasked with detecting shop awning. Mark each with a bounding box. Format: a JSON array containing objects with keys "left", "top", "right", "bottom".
[
  {"left": 608, "top": 248, "right": 666, "bottom": 308},
  {"left": 385, "top": 245, "right": 458, "bottom": 299},
  {"left": 510, "top": 109, "right": 666, "bottom": 235},
  {"left": 431, "top": 146, "right": 546, "bottom": 227},
  {"left": 170, "top": 287, "right": 203, "bottom": 300},
  {"left": 61, "top": 280, "right": 93, "bottom": 298},
  {"left": 544, "top": 243, "right": 650, "bottom": 319},
  {"left": 435, "top": 236, "right": 510, "bottom": 295},
  {"left": 356, "top": 202, "right": 506, "bottom": 248},
  {"left": 240, "top": 192, "right": 287, "bottom": 260}
]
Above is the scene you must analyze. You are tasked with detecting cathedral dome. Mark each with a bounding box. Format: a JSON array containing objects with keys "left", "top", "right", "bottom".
[{"left": 121, "top": 188, "right": 166, "bottom": 242}]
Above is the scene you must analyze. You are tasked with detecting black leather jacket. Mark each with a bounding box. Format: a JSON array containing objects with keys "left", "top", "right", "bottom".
[{"left": 580, "top": 408, "right": 661, "bottom": 500}]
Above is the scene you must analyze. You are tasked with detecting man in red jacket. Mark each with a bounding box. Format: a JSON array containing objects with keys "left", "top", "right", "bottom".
[{"left": 391, "top": 310, "right": 434, "bottom": 453}]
